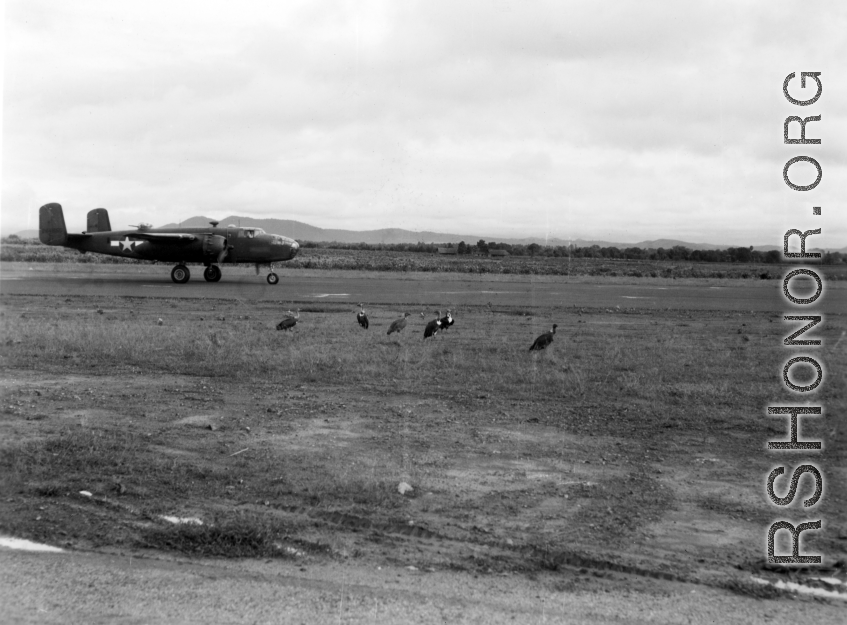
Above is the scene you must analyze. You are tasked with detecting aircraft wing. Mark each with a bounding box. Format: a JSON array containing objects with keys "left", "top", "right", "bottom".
[{"left": 130, "top": 233, "right": 199, "bottom": 243}]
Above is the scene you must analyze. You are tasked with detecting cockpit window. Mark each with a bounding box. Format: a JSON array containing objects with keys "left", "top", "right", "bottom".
[{"left": 244, "top": 229, "right": 255, "bottom": 238}]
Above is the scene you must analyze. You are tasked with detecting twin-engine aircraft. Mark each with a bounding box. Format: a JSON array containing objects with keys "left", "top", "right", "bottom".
[{"left": 39, "top": 203, "right": 299, "bottom": 284}]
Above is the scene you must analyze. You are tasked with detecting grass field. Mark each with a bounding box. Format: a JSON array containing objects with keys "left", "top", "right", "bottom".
[{"left": 0, "top": 275, "right": 845, "bottom": 600}]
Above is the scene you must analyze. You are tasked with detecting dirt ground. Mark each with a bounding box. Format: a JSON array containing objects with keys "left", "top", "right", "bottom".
[{"left": 1, "top": 282, "right": 845, "bottom": 620}]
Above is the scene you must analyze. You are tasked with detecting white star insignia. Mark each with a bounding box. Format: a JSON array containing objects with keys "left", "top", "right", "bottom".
[{"left": 110, "top": 237, "right": 143, "bottom": 252}]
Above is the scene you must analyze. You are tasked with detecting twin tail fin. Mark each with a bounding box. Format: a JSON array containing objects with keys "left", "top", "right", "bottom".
[
  {"left": 39, "top": 203, "right": 112, "bottom": 245},
  {"left": 39, "top": 203, "right": 68, "bottom": 246}
]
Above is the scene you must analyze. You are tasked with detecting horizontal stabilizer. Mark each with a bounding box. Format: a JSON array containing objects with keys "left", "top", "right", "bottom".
[{"left": 87, "top": 208, "right": 112, "bottom": 233}]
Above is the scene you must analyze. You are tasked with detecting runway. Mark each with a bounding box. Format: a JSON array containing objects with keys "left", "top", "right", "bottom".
[{"left": 1, "top": 265, "right": 844, "bottom": 313}]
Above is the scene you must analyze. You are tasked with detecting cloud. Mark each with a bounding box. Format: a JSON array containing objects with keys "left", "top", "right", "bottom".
[{"left": 3, "top": 1, "right": 846, "bottom": 247}]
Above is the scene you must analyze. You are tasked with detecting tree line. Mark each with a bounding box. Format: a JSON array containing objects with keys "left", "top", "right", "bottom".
[
  {"left": 298, "top": 239, "right": 845, "bottom": 264},
  {"left": 6, "top": 234, "right": 843, "bottom": 265}
]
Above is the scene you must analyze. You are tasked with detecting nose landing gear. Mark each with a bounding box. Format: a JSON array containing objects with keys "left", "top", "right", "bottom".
[{"left": 256, "top": 263, "right": 280, "bottom": 285}]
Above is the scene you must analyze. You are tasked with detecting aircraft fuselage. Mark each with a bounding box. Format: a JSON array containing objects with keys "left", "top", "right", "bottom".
[{"left": 63, "top": 225, "right": 299, "bottom": 264}]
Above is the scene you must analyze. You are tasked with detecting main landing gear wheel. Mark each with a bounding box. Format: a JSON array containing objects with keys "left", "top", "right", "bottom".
[
  {"left": 267, "top": 272, "right": 279, "bottom": 285},
  {"left": 171, "top": 265, "right": 190, "bottom": 284},
  {"left": 203, "top": 265, "right": 222, "bottom": 282}
]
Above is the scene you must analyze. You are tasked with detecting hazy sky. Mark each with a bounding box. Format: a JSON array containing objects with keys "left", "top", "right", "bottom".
[{"left": 2, "top": 1, "right": 845, "bottom": 246}]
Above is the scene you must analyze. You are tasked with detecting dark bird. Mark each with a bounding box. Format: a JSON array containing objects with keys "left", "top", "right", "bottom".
[
  {"left": 276, "top": 309, "right": 300, "bottom": 331},
  {"left": 387, "top": 312, "right": 409, "bottom": 335},
  {"left": 529, "top": 324, "right": 557, "bottom": 351},
  {"left": 439, "top": 309, "right": 454, "bottom": 331},
  {"left": 357, "top": 303, "right": 369, "bottom": 329},
  {"left": 424, "top": 310, "right": 442, "bottom": 339}
]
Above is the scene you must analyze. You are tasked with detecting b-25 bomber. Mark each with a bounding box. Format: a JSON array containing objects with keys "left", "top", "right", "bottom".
[{"left": 39, "top": 203, "right": 300, "bottom": 284}]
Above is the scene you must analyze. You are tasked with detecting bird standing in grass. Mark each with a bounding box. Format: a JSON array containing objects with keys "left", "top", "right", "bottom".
[
  {"left": 356, "top": 303, "right": 369, "bottom": 329},
  {"left": 424, "top": 310, "right": 442, "bottom": 339},
  {"left": 277, "top": 309, "right": 300, "bottom": 331},
  {"left": 439, "top": 309, "right": 454, "bottom": 331},
  {"left": 387, "top": 312, "right": 409, "bottom": 335},
  {"left": 529, "top": 324, "right": 557, "bottom": 351}
]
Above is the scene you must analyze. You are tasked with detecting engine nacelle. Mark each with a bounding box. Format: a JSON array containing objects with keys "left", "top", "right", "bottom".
[{"left": 202, "top": 234, "right": 227, "bottom": 256}]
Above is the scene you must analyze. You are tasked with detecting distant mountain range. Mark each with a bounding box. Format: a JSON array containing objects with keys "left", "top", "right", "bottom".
[{"left": 10, "top": 217, "right": 847, "bottom": 254}]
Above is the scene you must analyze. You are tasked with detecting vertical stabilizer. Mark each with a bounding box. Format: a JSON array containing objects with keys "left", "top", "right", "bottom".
[
  {"left": 87, "top": 208, "right": 112, "bottom": 233},
  {"left": 39, "top": 203, "right": 68, "bottom": 246}
]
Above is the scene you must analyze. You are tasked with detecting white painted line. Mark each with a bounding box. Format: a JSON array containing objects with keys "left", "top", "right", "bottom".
[
  {"left": 751, "top": 576, "right": 847, "bottom": 601},
  {"left": 0, "top": 536, "right": 63, "bottom": 552},
  {"left": 621, "top": 296, "right": 647, "bottom": 299},
  {"left": 159, "top": 515, "right": 203, "bottom": 525}
]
